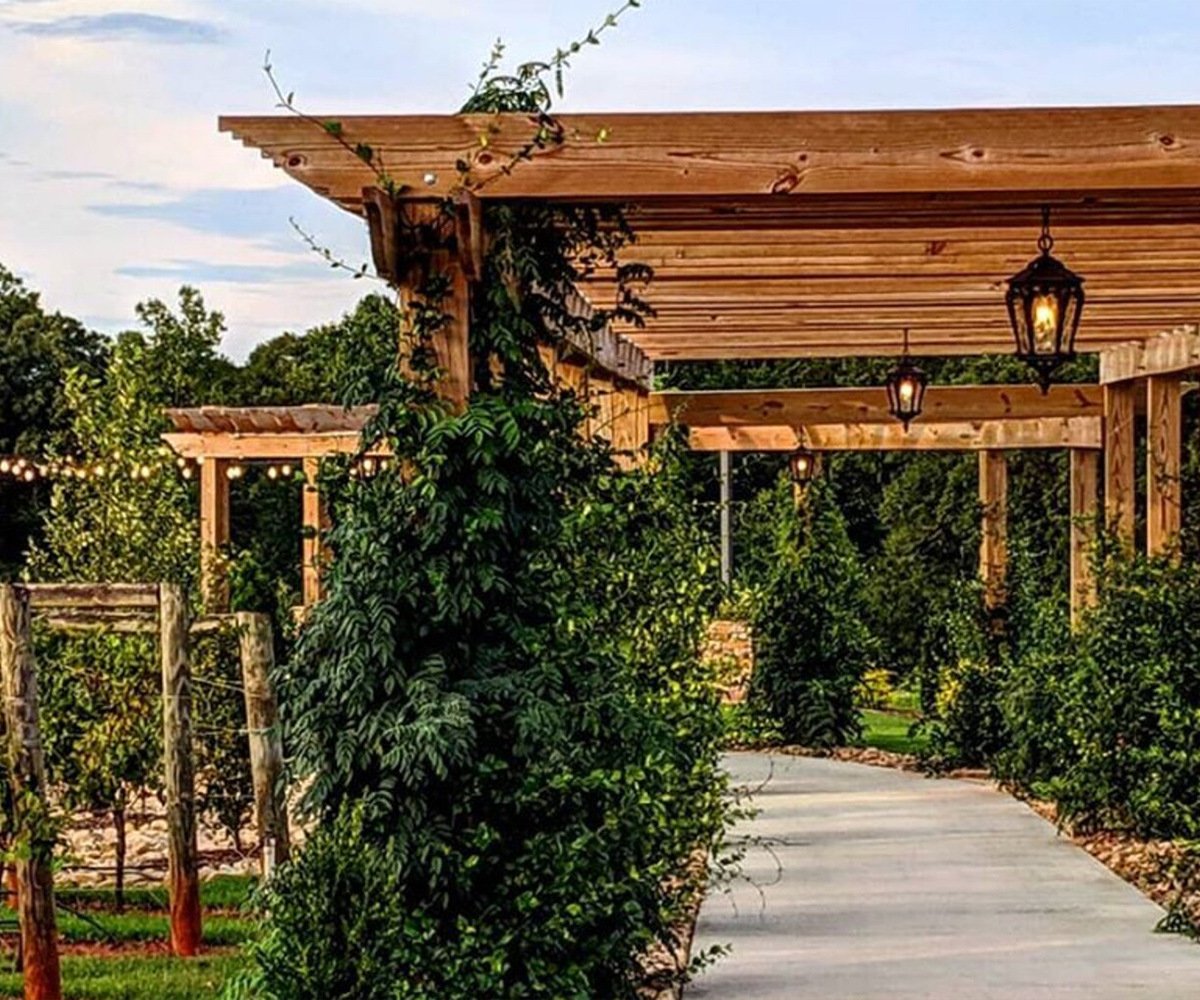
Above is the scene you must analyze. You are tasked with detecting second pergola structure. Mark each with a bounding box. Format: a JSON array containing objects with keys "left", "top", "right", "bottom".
[{"left": 186, "top": 102, "right": 1200, "bottom": 612}]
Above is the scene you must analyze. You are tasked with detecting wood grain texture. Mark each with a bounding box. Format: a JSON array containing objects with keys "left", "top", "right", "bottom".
[
  {"left": 651, "top": 385, "right": 1102, "bottom": 429},
  {"left": 1069, "top": 449, "right": 1100, "bottom": 626},
  {"left": 235, "top": 612, "right": 290, "bottom": 871},
  {"left": 301, "top": 458, "right": 330, "bottom": 607},
  {"left": 1103, "top": 384, "right": 1137, "bottom": 544},
  {"left": 1146, "top": 375, "right": 1183, "bottom": 556},
  {"left": 978, "top": 452, "right": 1009, "bottom": 610},
  {"left": 199, "top": 458, "right": 231, "bottom": 613},
  {"left": 0, "top": 585, "right": 62, "bottom": 1000},
  {"left": 159, "top": 584, "right": 201, "bottom": 957},
  {"left": 688, "top": 417, "right": 1101, "bottom": 452}
]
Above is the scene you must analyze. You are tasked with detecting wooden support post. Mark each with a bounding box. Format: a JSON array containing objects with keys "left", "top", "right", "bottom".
[
  {"left": 301, "top": 458, "right": 330, "bottom": 607},
  {"left": 1103, "top": 384, "right": 1136, "bottom": 546},
  {"left": 235, "top": 612, "right": 290, "bottom": 873},
  {"left": 1146, "top": 375, "right": 1183, "bottom": 557},
  {"left": 1069, "top": 449, "right": 1100, "bottom": 625},
  {"left": 433, "top": 257, "right": 472, "bottom": 409},
  {"left": 0, "top": 585, "right": 62, "bottom": 1000},
  {"left": 978, "top": 452, "right": 1008, "bottom": 610},
  {"left": 198, "top": 458, "right": 231, "bottom": 612},
  {"left": 719, "top": 451, "right": 733, "bottom": 587},
  {"left": 160, "top": 584, "right": 201, "bottom": 957}
]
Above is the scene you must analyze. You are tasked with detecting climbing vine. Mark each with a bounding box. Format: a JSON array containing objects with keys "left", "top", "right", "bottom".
[{"left": 232, "top": 9, "right": 732, "bottom": 999}]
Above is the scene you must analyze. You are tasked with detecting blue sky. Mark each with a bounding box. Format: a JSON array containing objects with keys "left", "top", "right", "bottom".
[{"left": 2, "top": 0, "right": 1200, "bottom": 358}]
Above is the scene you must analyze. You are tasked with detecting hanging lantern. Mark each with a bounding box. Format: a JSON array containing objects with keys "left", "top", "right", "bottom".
[
  {"left": 1005, "top": 206, "right": 1085, "bottom": 393},
  {"left": 885, "top": 328, "right": 929, "bottom": 429},
  {"left": 788, "top": 445, "right": 818, "bottom": 487}
]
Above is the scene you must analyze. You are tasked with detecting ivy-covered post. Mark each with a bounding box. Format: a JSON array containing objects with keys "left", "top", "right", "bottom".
[
  {"left": 0, "top": 584, "right": 62, "bottom": 1000},
  {"left": 365, "top": 192, "right": 474, "bottom": 409}
]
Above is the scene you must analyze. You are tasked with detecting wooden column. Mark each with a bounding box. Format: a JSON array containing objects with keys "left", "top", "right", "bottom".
[
  {"left": 235, "top": 612, "right": 290, "bottom": 872},
  {"left": 1069, "top": 449, "right": 1100, "bottom": 625},
  {"left": 432, "top": 257, "right": 472, "bottom": 409},
  {"left": 1146, "top": 375, "right": 1183, "bottom": 557},
  {"left": 160, "top": 584, "right": 201, "bottom": 957},
  {"left": 301, "top": 458, "right": 330, "bottom": 607},
  {"left": 978, "top": 451, "right": 1008, "bottom": 609},
  {"left": 0, "top": 585, "right": 62, "bottom": 1000},
  {"left": 1103, "top": 384, "right": 1136, "bottom": 546},
  {"left": 198, "top": 458, "right": 231, "bottom": 612},
  {"left": 719, "top": 451, "right": 733, "bottom": 587}
]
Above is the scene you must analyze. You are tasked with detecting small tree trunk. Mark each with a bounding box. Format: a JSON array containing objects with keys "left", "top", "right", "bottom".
[{"left": 112, "top": 799, "right": 126, "bottom": 913}]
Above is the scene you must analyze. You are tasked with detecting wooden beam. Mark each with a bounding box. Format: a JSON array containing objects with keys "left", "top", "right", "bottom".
[
  {"left": 1069, "top": 449, "right": 1100, "bottom": 626},
  {"left": 1100, "top": 324, "right": 1200, "bottom": 383},
  {"left": 164, "top": 432, "right": 375, "bottom": 460},
  {"left": 198, "top": 458, "right": 231, "bottom": 613},
  {"left": 25, "top": 583, "right": 159, "bottom": 610},
  {"left": 978, "top": 452, "right": 1009, "bottom": 610},
  {"left": 1146, "top": 375, "right": 1183, "bottom": 556},
  {"left": 301, "top": 458, "right": 329, "bottom": 607},
  {"left": 219, "top": 106, "right": 1200, "bottom": 205},
  {"left": 652, "top": 385, "right": 1102, "bottom": 429},
  {"left": 687, "top": 417, "right": 1102, "bottom": 452},
  {"left": 1103, "top": 384, "right": 1137, "bottom": 544}
]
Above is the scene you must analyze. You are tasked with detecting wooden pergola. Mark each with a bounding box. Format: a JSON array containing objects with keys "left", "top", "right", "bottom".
[{"left": 189, "top": 104, "right": 1200, "bottom": 616}]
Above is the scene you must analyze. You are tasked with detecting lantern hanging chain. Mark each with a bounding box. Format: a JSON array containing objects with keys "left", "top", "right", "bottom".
[{"left": 1038, "top": 205, "right": 1054, "bottom": 254}]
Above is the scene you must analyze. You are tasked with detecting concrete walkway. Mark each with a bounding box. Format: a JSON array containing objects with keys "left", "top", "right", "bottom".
[{"left": 689, "top": 752, "right": 1200, "bottom": 999}]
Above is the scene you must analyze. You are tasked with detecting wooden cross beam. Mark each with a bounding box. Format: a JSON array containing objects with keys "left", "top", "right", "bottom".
[
  {"left": 686, "top": 417, "right": 1102, "bottom": 452},
  {"left": 651, "top": 384, "right": 1102, "bottom": 430}
]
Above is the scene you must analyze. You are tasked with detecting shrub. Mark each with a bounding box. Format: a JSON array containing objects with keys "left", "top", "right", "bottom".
[
  {"left": 749, "top": 479, "right": 876, "bottom": 746},
  {"left": 855, "top": 668, "right": 895, "bottom": 711}
]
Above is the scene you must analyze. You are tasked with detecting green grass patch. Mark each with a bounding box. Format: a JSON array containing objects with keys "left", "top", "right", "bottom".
[
  {"left": 0, "top": 953, "right": 244, "bottom": 1000},
  {"left": 860, "top": 709, "right": 928, "bottom": 755},
  {"left": 53, "top": 911, "right": 254, "bottom": 948},
  {"left": 57, "top": 875, "right": 257, "bottom": 913}
]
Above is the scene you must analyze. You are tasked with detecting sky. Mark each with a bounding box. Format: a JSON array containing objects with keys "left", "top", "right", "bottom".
[{"left": 3, "top": 0, "right": 1200, "bottom": 359}]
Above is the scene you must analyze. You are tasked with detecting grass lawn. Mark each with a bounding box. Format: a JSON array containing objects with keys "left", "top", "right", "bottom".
[
  {"left": 0, "top": 876, "right": 255, "bottom": 999},
  {"left": 860, "top": 708, "right": 928, "bottom": 755}
]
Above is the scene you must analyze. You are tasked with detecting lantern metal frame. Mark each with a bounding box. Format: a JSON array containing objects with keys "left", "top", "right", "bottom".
[
  {"left": 885, "top": 328, "right": 929, "bottom": 429},
  {"left": 788, "top": 438, "right": 819, "bottom": 487},
  {"left": 1004, "top": 206, "right": 1085, "bottom": 393}
]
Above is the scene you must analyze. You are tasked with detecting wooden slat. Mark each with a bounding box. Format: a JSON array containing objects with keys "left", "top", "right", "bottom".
[
  {"left": 165, "top": 405, "right": 374, "bottom": 435},
  {"left": 25, "top": 583, "right": 159, "bottom": 611},
  {"left": 164, "top": 432, "right": 371, "bottom": 460},
  {"left": 219, "top": 106, "right": 1200, "bottom": 205},
  {"left": 1146, "top": 375, "right": 1183, "bottom": 556},
  {"left": 651, "top": 385, "right": 1101, "bottom": 429},
  {"left": 33, "top": 610, "right": 158, "bottom": 634},
  {"left": 1100, "top": 324, "right": 1200, "bottom": 383},
  {"left": 688, "top": 417, "right": 1101, "bottom": 452}
]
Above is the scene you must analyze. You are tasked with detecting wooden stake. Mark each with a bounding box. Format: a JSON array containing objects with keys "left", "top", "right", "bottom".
[
  {"left": 1103, "top": 384, "right": 1136, "bottom": 546},
  {"left": 978, "top": 452, "right": 1008, "bottom": 610},
  {"left": 0, "top": 585, "right": 62, "bottom": 1000},
  {"left": 235, "top": 612, "right": 290, "bottom": 872},
  {"left": 160, "top": 583, "right": 201, "bottom": 956},
  {"left": 1069, "top": 449, "right": 1100, "bottom": 626},
  {"left": 1146, "top": 375, "right": 1182, "bottom": 558}
]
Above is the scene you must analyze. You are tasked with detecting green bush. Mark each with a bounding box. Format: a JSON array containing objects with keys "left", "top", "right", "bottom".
[
  {"left": 1010, "top": 552, "right": 1200, "bottom": 838},
  {"left": 917, "top": 581, "right": 1010, "bottom": 770},
  {"left": 749, "top": 480, "right": 876, "bottom": 746}
]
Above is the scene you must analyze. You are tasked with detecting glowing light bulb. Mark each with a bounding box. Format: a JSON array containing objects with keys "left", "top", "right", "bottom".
[
  {"left": 267, "top": 466, "right": 279, "bottom": 480},
  {"left": 23, "top": 469, "right": 35, "bottom": 482},
  {"left": 281, "top": 463, "right": 294, "bottom": 478},
  {"left": 899, "top": 379, "right": 915, "bottom": 404},
  {"left": 0, "top": 459, "right": 9, "bottom": 474},
  {"left": 1032, "top": 294, "right": 1058, "bottom": 349}
]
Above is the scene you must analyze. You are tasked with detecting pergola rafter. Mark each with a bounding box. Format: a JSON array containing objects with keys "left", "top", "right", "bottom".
[{"left": 206, "top": 101, "right": 1200, "bottom": 618}]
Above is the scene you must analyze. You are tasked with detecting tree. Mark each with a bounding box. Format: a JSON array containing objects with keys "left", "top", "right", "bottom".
[
  {"left": 0, "top": 264, "right": 107, "bottom": 576},
  {"left": 750, "top": 479, "right": 877, "bottom": 746},
  {"left": 30, "top": 288, "right": 251, "bottom": 901}
]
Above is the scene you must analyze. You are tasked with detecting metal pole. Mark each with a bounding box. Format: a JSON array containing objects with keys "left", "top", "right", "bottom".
[{"left": 719, "top": 451, "right": 733, "bottom": 586}]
